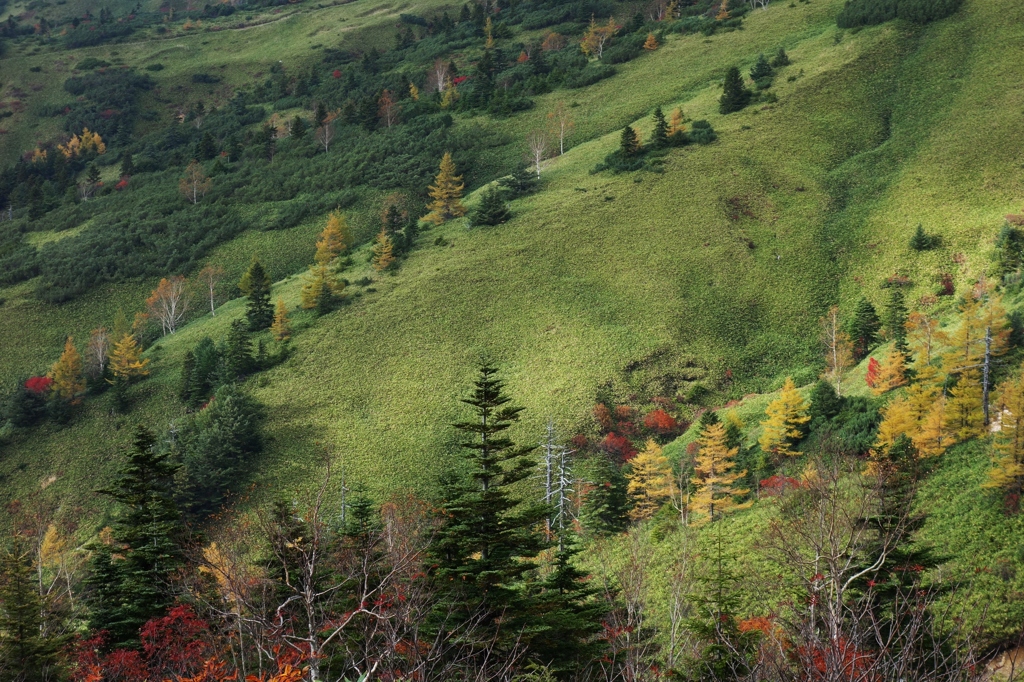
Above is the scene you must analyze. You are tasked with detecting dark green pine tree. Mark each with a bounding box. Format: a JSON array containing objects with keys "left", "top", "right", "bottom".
[
  {"left": 770, "top": 47, "right": 791, "bottom": 67},
  {"left": 470, "top": 185, "right": 511, "bottom": 226},
  {"left": 240, "top": 258, "right": 273, "bottom": 331},
  {"left": 577, "top": 452, "right": 629, "bottom": 535},
  {"left": 197, "top": 132, "right": 217, "bottom": 161},
  {"left": 0, "top": 536, "right": 63, "bottom": 682},
  {"left": 223, "top": 319, "right": 254, "bottom": 380},
  {"left": 848, "top": 297, "right": 881, "bottom": 360},
  {"left": 179, "top": 350, "right": 196, "bottom": 404},
  {"left": 749, "top": 53, "right": 774, "bottom": 82},
  {"left": 85, "top": 164, "right": 101, "bottom": 186},
  {"left": 290, "top": 114, "right": 307, "bottom": 141},
  {"left": 382, "top": 204, "right": 405, "bottom": 251},
  {"left": 619, "top": 125, "right": 642, "bottom": 156},
  {"left": 315, "top": 277, "right": 334, "bottom": 317},
  {"left": 498, "top": 167, "right": 539, "bottom": 199},
  {"left": 119, "top": 152, "right": 135, "bottom": 177},
  {"left": 85, "top": 426, "right": 185, "bottom": 647},
  {"left": 719, "top": 66, "right": 752, "bottom": 114},
  {"left": 885, "top": 288, "right": 910, "bottom": 356},
  {"left": 429, "top": 364, "right": 549, "bottom": 658},
  {"left": 188, "top": 337, "right": 220, "bottom": 408},
  {"left": 651, "top": 107, "right": 669, "bottom": 149}
]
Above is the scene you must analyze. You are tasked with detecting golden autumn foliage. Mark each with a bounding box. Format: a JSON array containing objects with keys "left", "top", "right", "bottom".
[
  {"left": 424, "top": 152, "right": 466, "bottom": 224},
  {"left": 643, "top": 33, "right": 659, "bottom": 50},
  {"left": 945, "top": 369, "right": 985, "bottom": 440},
  {"left": 48, "top": 336, "right": 85, "bottom": 401},
  {"left": 581, "top": 16, "right": 617, "bottom": 58},
  {"left": 913, "top": 398, "right": 949, "bottom": 458},
  {"left": 627, "top": 439, "right": 675, "bottom": 520},
  {"left": 874, "top": 395, "right": 916, "bottom": 452},
  {"left": 871, "top": 345, "right": 907, "bottom": 395},
  {"left": 985, "top": 366, "right": 1024, "bottom": 494},
  {"left": 58, "top": 128, "right": 106, "bottom": 158},
  {"left": 689, "top": 422, "right": 749, "bottom": 523},
  {"left": 409, "top": 82, "right": 420, "bottom": 101},
  {"left": 300, "top": 265, "right": 341, "bottom": 309},
  {"left": 108, "top": 332, "right": 149, "bottom": 383},
  {"left": 371, "top": 228, "right": 396, "bottom": 272},
  {"left": 440, "top": 77, "right": 459, "bottom": 109},
  {"left": 759, "top": 377, "right": 810, "bottom": 457},
  {"left": 315, "top": 211, "right": 349, "bottom": 266},
  {"left": 271, "top": 298, "right": 291, "bottom": 341},
  {"left": 668, "top": 108, "right": 685, "bottom": 135}
]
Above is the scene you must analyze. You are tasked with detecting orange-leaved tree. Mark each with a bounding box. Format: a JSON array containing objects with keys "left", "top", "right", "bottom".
[
  {"left": 871, "top": 345, "right": 907, "bottom": 396},
  {"left": 48, "top": 336, "right": 85, "bottom": 401},
  {"left": 424, "top": 152, "right": 466, "bottom": 224},
  {"left": 146, "top": 276, "right": 190, "bottom": 336},
  {"left": 643, "top": 32, "right": 659, "bottom": 50},
  {"left": 315, "top": 211, "right": 349, "bottom": 266},
  {"left": 271, "top": 298, "right": 291, "bottom": 341},
  {"left": 371, "top": 229, "right": 395, "bottom": 272}
]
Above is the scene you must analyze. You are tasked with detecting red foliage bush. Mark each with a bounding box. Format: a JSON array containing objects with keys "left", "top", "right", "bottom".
[
  {"left": 25, "top": 376, "right": 53, "bottom": 394},
  {"left": 571, "top": 433, "right": 589, "bottom": 450},
  {"left": 140, "top": 605, "right": 213, "bottom": 678},
  {"left": 600, "top": 432, "right": 637, "bottom": 462},
  {"left": 114, "top": 177, "right": 129, "bottom": 190},
  {"left": 332, "top": 69, "right": 342, "bottom": 78},
  {"left": 643, "top": 408, "right": 678, "bottom": 434},
  {"left": 759, "top": 475, "right": 801, "bottom": 497},
  {"left": 453, "top": 75, "right": 468, "bottom": 85},
  {"left": 865, "top": 358, "right": 880, "bottom": 388},
  {"left": 593, "top": 403, "right": 613, "bottom": 432}
]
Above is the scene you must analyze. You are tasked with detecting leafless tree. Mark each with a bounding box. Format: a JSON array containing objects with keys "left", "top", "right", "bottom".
[
  {"left": 430, "top": 58, "right": 450, "bottom": 93},
  {"left": 315, "top": 119, "right": 336, "bottom": 153},
  {"left": 547, "top": 101, "right": 575, "bottom": 156},
  {"left": 197, "top": 263, "right": 224, "bottom": 316},
  {"left": 526, "top": 130, "right": 549, "bottom": 179},
  {"left": 146, "top": 275, "right": 191, "bottom": 336},
  {"left": 85, "top": 326, "right": 110, "bottom": 379},
  {"left": 179, "top": 160, "right": 212, "bottom": 204}
]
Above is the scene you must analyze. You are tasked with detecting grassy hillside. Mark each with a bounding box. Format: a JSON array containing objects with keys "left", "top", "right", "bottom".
[{"left": 2, "top": 0, "right": 1022, "bottom": 524}]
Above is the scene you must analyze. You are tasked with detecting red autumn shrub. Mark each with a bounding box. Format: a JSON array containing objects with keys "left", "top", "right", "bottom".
[
  {"left": 593, "top": 403, "right": 613, "bottom": 432},
  {"left": 865, "top": 357, "right": 880, "bottom": 388},
  {"left": 25, "top": 376, "right": 53, "bottom": 394},
  {"left": 759, "top": 475, "right": 800, "bottom": 497},
  {"left": 571, "top": 433, "right": 589, "bottom": 450},
  {"left": 600, "top": 432, "right": 637, "bottom": 461},
  {"left": 332, "top": 69, "right": 342, "bottom": 78},
  {"left": 453, "top": 75, "right": 468, "bottom": 85},
  {"left": 614, "top": 405, "right": 635, "bottom": 422},
  {"left": 114, "top": 177, "right": 129, "bottom": 190},
  {"left": 643, "top": 408, "right": 678, "bottom": 434},
  {"left": 140, "top": 605, "right": 213, "bottom": 678}
]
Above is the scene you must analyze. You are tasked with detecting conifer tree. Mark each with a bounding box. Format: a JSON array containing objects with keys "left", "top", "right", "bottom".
[
  {"left": 0, "top": 535, "right": 63, "bottom": 682},
  {"left": 643, "top": 32, "right": 659, "bottom": 50},
  {"left": 371, "top": 229, "right": 395, "bottom": 271},
  {"left": 315, "top": 211, "right": 348, "bottom": 266},
  {"left": 984, "top": 366, "right": 1024, "bottom": 495},
  {"left": 179, "top": 350, "right": 196, "bottom": 404},
  {"left": 749, "top": 53, "right": 773, "bottom": 82},
  {"left": 872, "top": 345, "right": 908, "bottom": 396},
  {"left": 690, "top": 422, "right": 749, "bottom": 523},
  {"left": 945, "top": 370, "right": 985, "bottom": 441},
  {"left": 669, "top": 108, "right": 686, "bottom": 135},
  {"left": 48, "top": 336, "right": 84, "bottom": 402},
  {"left": 758, "top": 377, "right": 811, "bottom": 458},
  {"left": 770, "top": 47, "right": 791, "bottom": 67},
  {"left": 223, "top": 319, "right": 254, "bottom": 379},
  {"left": 108, "top": 332, "right": 149, "bottom": 384},
  {"left": 290, "top": 114, "right": 307, "bottom": 140},
  {"left": 239, "top": 258, "right": 273, "bottom": 331},
  {"left": 578, "top": 452, "right": 629, "bottom": 534},
  {"left": 619, "top": 125, "right": 641, "bottom": 156},
  {"left": 848, "top": 297, "right": 881, "bottom": 360},
  {"left": 424, "top": 152, "right": 467, "bottom": 224},
  {"left": 651, "top": 106, "right": 669, "bottom": 148},
  {"left": 873, "top": 395, "right": 916, "bottom": 455},
  {"left": 885, "top": 288, "right": 910, "bottom": 355},
  {"left": 429, "top": 364, "right": 549, "bottom": 657},
  {"left": 271, "top": 298, "right": 291, "bottom": 341},
  {"left": 719, "top": 66, "right": 751, "bottom": 114},
  {"left": 470, "top": 185, "right": 511, "bottom": 226},
  {"left": 315, "top": 277, "right": 334, "bottom": 316},
  {"left": 913, "top": 398, "right": 948, "bottom": 458},
  {"left": 86, "top": 426, "right": 184, "bottom": 647},
  {"left": 626, "top": 439, "right": 676, "bottom": 520}
]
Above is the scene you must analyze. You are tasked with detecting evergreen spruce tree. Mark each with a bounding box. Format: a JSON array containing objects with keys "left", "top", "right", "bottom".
[
  {"left": 909, "top": 224, "right": 936, "bottom": 251},
  {"left": 290, "top": 114, "right": 307, "bottom": 140},
  {"left": 885, "top": 288, "right": 910, "bottom": 356},
  {"left": 619, "top": 125, "right": 642, "bottom": 156},
  {"left": 498, "top": 167, "right": 539, "bottom": 198},
  {"left": 719, "top": 66, "right": 751, "bottom": 114},
  {"left": 849, "top": 297, "right": 882, "bottom": 360},
  {"left": 239, "top": 258, "right": 273, "bottom": 331},
  {"left": 315, "top": 276, "right": 334, "bottom": 316},
  {"left": 651, "top": 106, "right": 669, "bottom": 148},
  {"left": 770, "top": 47, "right": 791, "bottom": 67},
  {"left": 188, "top": 337, "right": 220, "bottom": 408},
  {"left": 749, "top": 53, "right": 774, "bottom": 83},
  {"left": 85, "top": 165, "right": 101, "bottom": 186},
  {"left": 470, "top": 185, "right": 511, "bottom": 226},
  {"left": 120, "top": 152, "right": 135, "bottom": 177},
  {"left": 197, "top": 132, "right": 217, "bottom": 161},
  {"left": 223, "top": 319, "right": 254, "bottom": 380},
  {"left": 577, "top": 452, "right": 629, "bottom": 535},
  {"left": 0, "top": 536, "right": 63, "bottom": 682},
  {"left": 429, "top": 364, "right": 550, "bottom": 658},
  {"left": 85, "top": 426, "right": 184, "bottom": 647}
]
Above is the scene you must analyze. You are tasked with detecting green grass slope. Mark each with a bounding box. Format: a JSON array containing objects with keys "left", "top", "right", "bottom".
[{"left": 2, "top": 0, "right": 1023, "bottom": 518}]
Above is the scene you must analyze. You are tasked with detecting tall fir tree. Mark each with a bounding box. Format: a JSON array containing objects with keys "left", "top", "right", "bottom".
[
  {"left": 0, "top": 535, "right": 63, "bottom": 682},
  {"left": 849, "top": 297, "right": 881, "bottom": 360},
  {"left": 651, "top": 106, "right": 669, "bottom": 148},
  {"left": 239, "top": 258, "right": 273, "bottom": 331},
  {"left": 719, "top": 66, "right": 751, "bottom": 114},
  {"left": 429, "top": 364, "right": 549, "bottom": 658},
  {"left": 749, "top": 53, "right": 773, "bottom": 82},
  {"left": 85, "top": 426, "right": 185, "bottom": 647},
  {"left": 619, "top": 125, "right": 641, "bottom": 156},
  {"left": 885, "top": 288, "right": 910, "bottom": 356},
  {"left": 179, "top": 350, "right": 196, "bottom": 404}
]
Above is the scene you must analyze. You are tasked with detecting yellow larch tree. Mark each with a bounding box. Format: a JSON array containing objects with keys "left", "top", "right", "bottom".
[
  {"left": 300, "top": 265, "right": 339, "bottom": 310},
  {"left": 668, "top": 108, "right": 685, "bottom": 135},
  {"left": 984, "top": 366, "right": 1024, "bottom": 494},
  {"left": 945, "top": 369, "right": 985, "bottom": 441},
  {"left": 48, "top": 336, "right": 85, "bottom": 401},
  {"left": 758, "top": 377, "right": 811, "bottom": 458},
  {"left": 108, "top": 332, "right": 150, "bottom": 384},
  {"left": 424, "top": 152, "right": 466, "bottom": 224},
  {"left": 371, "top": 228, "right": 396, "bottom": 272},
  {"left": 315, "top": 211, "right": 349, "bottom": 266},
  {"left": 913, "top": 398, "right": 948, "bottom": 459},
  {"left": 689, "top": 422, "right": 749, "bottom": 524},
  {"left": 643, "top": 33, "right": 659, "bottom": 50},
  {"left": 873, "top": 395, "right": 916, "bottom": 452},
  {"left": 627, "top": 439, "right": 676, "bottom": 520},
  {"left": 871, "top": 345, "right": 907, "bottom": 396},
  {"left": 271, "top": 298, "right": 291, "bottom": 341}
]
